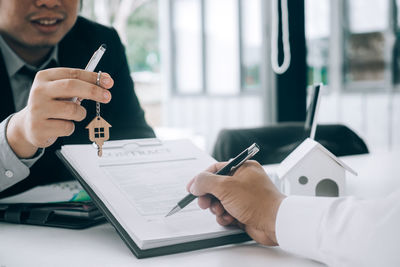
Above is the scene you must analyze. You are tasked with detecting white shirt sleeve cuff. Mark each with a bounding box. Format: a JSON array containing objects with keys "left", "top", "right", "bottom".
[
  {"left": 0, "top": 115, "right": 44, "bottom": 192},
  {"left": 275, "top": 195, "right": 337, "bottom": 262}
]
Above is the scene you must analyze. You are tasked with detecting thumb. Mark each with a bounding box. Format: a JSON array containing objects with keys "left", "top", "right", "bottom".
[{"left": 189, "top": 171, "right": 226, "bottom": 197}]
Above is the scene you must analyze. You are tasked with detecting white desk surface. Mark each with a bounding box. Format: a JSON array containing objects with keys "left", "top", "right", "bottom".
[{"left": 0, "top": 151, "right": 398, "bottom": 267}]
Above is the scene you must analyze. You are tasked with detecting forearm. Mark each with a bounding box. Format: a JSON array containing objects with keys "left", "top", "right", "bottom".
[
  {"left": 6, "top": 109, "right": 38, "bottom": 158},
  {"left": 276, "top": 193, "right": 400, "bottom": 266},
  {"left": 0, "top": 115, "right": 43, "bottom": 193}
]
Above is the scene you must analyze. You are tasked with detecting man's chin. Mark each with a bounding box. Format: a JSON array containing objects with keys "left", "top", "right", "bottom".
[
  {"left": 4, "top": 33, "right": 59, "bottom": 51},
  {"left": 18, "top": 38, "right": 60, "bottom": 51},
  {"left": 29, "top": 42, "right": 58, "bottom": 49}
]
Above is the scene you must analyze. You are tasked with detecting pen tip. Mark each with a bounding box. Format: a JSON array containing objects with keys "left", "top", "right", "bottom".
[
  {"left": 165, "top": 210, "right": 174, "bottom": 217},
  {"left": 100, "top": 43, "right": 107, "bottom": 50},
  {"left": 165, "top": 206, "right": 180, "bottom": 217}
]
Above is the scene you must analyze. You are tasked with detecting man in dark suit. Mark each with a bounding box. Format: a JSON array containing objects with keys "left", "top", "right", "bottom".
[{"left": 0, "top": 0, "right": 155, "bottom": 197}]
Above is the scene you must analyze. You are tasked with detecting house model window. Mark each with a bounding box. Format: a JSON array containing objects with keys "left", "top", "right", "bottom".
[{"left": 94, "top": 127, "right": 105, "bottom": 138}]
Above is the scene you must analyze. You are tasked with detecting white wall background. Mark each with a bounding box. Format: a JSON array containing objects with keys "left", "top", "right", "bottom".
[
  {"left": 318, "top": 92, "right": 400, "bottom": 152},
  {"left": 164, "top": 96, "right": 264, "bottom": 152}
]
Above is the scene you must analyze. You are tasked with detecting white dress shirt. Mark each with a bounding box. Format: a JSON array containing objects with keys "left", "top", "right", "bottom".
[{"left": 276, "top": 191, "right": 400, "bottom": 266}]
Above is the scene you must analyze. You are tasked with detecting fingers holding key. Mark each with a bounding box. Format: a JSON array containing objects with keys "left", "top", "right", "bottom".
[
  {"left": 36, "top": 68, "right": 114, "bottom": 89},
  {"left": 6, "top": 67, "right": 114, "bottom": 159},
  {"left": 48, "top": 78, "right": 112, "bottom": 103},
  {"left": 33, "top": 68, "right": 113, "bottom": 103}
]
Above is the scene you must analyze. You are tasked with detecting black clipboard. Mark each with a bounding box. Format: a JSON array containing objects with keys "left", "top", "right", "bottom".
[
  {"left": 0, "top": 201, "right": 106, "bottom": 229},
  {"left": 56, "top": 150, "right": 251, "bottom": 258}
]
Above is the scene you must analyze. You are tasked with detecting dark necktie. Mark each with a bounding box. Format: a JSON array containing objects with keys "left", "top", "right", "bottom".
[
  {"left": 15, "top": 60, "right": 58, "bottom": 111},
  {"left": 18, "top": 59, "right": 58, "bottom": 80},
  {"left": 18, "top": 65, "right": 36, "bottom": 81}
]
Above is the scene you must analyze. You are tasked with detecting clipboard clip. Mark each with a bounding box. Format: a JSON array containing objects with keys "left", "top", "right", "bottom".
[{"left": 100, "top": 139, "right": 163, "bottom": 151}]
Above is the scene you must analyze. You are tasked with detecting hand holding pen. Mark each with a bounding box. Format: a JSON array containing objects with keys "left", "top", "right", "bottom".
[
  {"left": 166, "top": 143, "right": 260, "bottom": 217},
  {"left": 186, "top": 153, "right": 286, "bottom": 247}
]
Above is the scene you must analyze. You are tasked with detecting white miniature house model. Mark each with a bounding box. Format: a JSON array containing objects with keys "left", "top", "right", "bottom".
[{"left": 276, "top": 138, "right": 357, "bottom": 197}]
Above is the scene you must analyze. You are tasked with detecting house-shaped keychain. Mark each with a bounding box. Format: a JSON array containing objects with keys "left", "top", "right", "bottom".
[
  {"left": 86, "top": 116, "right": 111, "bottom": 157},
  {"left": 276, "top": 138, "right": 357, "bottom": 197}
]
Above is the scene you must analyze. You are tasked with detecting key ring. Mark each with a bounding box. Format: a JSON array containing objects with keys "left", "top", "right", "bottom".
[
  {"left": 95, "top": 71, "right": 102, "bottom": 117},
  {"left": 96, "top": 71, "right": 102, "bottom": 86}
]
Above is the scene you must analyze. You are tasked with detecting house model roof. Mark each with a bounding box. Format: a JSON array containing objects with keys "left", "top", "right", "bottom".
[
  {"left": 85, "top": 116, "right": 112, "bottom": 129},
  {"left": 276, "top": 138, "right": 358, "bottom": 179}
]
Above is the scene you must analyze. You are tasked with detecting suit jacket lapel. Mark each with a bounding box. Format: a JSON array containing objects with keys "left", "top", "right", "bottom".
[
  {"left": 0, "top": 51, "right": 15, "bottom": 121},
  {"left": 58, "top": 19, "right": 91, "bottom": 70}
]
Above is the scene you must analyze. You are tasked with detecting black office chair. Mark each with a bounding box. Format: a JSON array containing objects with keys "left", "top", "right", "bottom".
[
  {"left": 212, "top": 123, "right": 369, "bottom": 165},
  {"left": 212, "top": 85, "right": 369, "bottom": 165}
]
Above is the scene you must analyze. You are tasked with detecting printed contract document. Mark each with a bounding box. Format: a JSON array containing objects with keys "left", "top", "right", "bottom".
[{"left": 58, "top": 139, "right": 250, "bottom": 258}]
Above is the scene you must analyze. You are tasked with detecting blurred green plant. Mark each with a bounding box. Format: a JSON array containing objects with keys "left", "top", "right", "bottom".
[
  {"left": 126, "top": 0, "right": 159, "bottom": 73},
  {"left": 81, "top": 0, "right": 159, "bottom": 74}
]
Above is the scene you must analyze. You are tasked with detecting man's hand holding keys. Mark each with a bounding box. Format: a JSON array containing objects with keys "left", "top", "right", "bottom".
[{"left": 6, "top": 68, "right": 114, "bottom": 159}]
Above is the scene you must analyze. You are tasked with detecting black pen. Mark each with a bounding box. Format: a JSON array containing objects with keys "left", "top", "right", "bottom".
[{"left": 165, "top": 143, "right": 260, "bottom": 217}]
